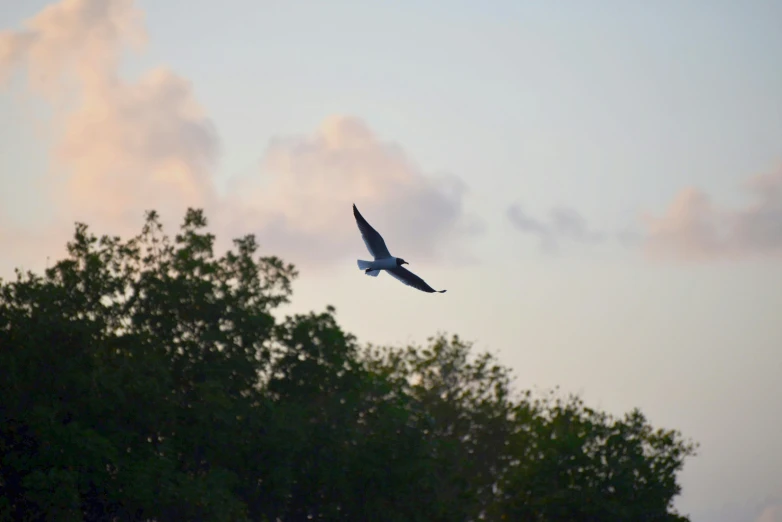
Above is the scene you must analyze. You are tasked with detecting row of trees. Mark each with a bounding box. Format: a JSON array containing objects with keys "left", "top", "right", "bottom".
[{"left": 0, "top": 209, "right": 697, "bottom": 521}]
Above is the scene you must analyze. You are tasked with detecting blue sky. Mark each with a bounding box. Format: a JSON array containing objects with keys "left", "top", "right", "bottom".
[{"left": 2, "top": 1, "right": 781, "bottom": 520}]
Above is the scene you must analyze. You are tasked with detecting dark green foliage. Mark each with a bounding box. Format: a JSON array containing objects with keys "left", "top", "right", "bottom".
[{"left": 0, "top": 209, "right": 697, "bottom": 521}]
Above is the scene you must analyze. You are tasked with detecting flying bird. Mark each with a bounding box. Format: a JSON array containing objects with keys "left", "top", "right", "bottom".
[{"left": 353, "top": 203, "right": 447, "bottom": 294}]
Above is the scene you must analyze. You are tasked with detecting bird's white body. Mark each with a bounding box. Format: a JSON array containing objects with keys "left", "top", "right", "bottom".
[{"left": 357, "top": 257, "right": 398, "bottom": 270}]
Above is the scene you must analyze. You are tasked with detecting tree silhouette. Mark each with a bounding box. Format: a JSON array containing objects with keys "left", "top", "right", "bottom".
[{"left": 0, "top": 209, "right": 697, "bottom": 521}]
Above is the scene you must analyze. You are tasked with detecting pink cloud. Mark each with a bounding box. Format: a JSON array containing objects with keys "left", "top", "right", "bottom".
[
  {"left": 56, "top": 67, "right": 219, "bottom": 228},
  {"left": 644, "top": 168, "right": 782, "bottom": 261},
  {"left": 1, "top": 2, "right": 480, "bottom": 275},
  {"left": 220, "top": 115, "right": 482, "bottom": 269},
  {"left": 0, "top": 0, "right": 146, "bottom": 98},
  {"left": 1, "top": 0, "right": 218, "bottom": 239},
  {"left": 757, "top": 505, "right": 782, "bottom": 522}
]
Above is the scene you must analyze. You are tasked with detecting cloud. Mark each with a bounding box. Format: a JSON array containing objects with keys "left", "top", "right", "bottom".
[
  {"left": 221, "top": 115, "right": 482, "bottom": 268},
  {"left": 510, "top": 165, "right": 782, "bottom": 261},
  {"left": 1, "top": 0, "right": 219, "bottom": 236},
  {"left": 1, "top": 1, "right": 479, "bottom": 275},
  {"left": 758, "top": 505, "right": 782, "bottom": 522},
  {"left": 644, "top": 168, "right": 782, "bottom": 261},
  {"left": 0, "top": 0, "right": 145, "bottom": 98},
  {"left": 507, "top": 203, "right": 606, "bottom": 252},
  {"left": 56, "top": 68, "right": 219, "bottom": 227}
]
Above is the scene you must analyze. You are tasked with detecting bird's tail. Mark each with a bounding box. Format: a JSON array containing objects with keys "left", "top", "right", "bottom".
[{"left": 357, "top": 259, "right": 373, "bottom": 270}]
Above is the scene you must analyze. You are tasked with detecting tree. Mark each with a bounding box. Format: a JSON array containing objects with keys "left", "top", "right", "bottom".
[
  {"left": 0, "top": 208, "right": 697, "bottom": 521},
  {"left": 1, "top": 209, "right": 296, "bottom": 520},
  {"left": 365, "top": 336, "right": 697, "bottom": 521}
]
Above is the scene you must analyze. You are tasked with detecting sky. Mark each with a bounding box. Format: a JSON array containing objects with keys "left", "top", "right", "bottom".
[{"left": 1, "top": 1, "right": 781, "bottom": 520}]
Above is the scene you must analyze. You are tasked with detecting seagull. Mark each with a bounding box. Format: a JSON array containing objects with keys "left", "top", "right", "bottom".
[{"left": 353, "top": 203, "right": 446, "bottom": 294}]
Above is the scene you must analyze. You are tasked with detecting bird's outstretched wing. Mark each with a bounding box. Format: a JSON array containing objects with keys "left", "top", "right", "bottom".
[
  {"left": 387, "top": 265, "right": 447, "bottom": 294},
  {"left": 353, "top": 204, "right": 391, "bottom": 259}
]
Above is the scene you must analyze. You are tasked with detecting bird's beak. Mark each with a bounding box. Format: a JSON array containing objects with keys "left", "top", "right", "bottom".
[{"left": 403, "top": 260, "right": 409, "bottom": 265}]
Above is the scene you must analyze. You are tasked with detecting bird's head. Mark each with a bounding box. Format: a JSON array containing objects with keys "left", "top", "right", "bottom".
[{"left": 396, "top": 258, "right": 409, "bottom": 266}]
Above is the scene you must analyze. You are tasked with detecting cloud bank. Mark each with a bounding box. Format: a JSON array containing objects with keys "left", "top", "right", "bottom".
[
  {"left": 223, "top": 115, "right": 482, "bottom": 267},
  {"left": 1, "top": 0, "right": 480, "bottom": 274},
  {"left": 0, "top": 0, "right": 219, "bottom": 235},
  {"left": 509, "top": 165, "right": 782, "bottom": 262},
  {"left": 644, "top": 168, "right": 782, "bottom": 261}
]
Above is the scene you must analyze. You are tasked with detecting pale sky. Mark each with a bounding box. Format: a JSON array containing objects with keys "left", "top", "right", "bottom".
[{"left": 1, "top": 1, "right": 781, "bottom": 521}]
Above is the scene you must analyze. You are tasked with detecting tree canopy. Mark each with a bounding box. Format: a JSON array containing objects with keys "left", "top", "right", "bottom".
[{"left": 0, "top": 209, "right": 697, "bottom": 521}]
